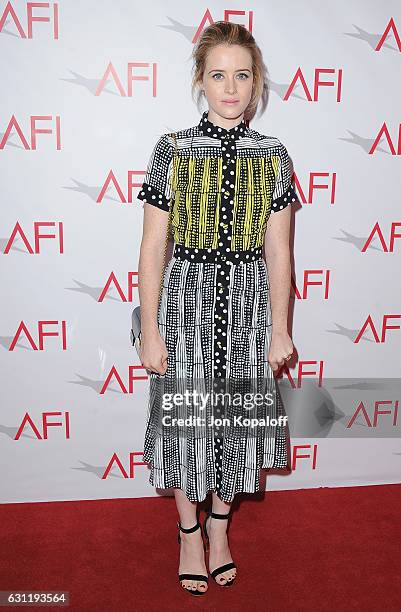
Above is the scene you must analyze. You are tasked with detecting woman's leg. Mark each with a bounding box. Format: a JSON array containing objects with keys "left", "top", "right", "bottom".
[
  {"left": 174, "top": 488, "right": 208, "bottom": 592},
  {"left": 206, "top": 492, "right": 237, "bottom": 584}
]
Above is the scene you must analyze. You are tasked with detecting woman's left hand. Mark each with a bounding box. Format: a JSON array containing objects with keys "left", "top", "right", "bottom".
[{"left": 268, "top": 330, "right": 294, "bottom": 372}]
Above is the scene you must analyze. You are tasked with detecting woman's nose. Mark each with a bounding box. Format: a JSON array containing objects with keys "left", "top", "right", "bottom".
[{"left": 224, "top": 78, "right": 237, "bottom": 94}]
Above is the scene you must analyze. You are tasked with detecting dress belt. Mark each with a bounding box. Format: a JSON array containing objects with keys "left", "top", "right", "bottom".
[{"left": 173, "top": 243, "right": 263, "bottom": 263}]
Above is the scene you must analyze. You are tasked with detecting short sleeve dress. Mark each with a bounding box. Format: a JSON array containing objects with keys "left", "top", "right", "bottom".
[{"left": 137, "top": 110, "right": 299, "bottom": 503}]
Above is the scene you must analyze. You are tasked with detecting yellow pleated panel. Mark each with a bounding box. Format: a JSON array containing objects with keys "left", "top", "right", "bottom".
[{"left": 171, "top": 154, "right": 277, "bottom": 250}]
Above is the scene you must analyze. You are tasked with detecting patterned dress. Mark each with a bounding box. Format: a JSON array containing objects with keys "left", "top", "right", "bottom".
[{"left": 137, "top": 110, "right": 299, "bottom": 502}]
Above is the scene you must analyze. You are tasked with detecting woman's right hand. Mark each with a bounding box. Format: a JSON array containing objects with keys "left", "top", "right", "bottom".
[{"left": 139, "top": 330, "right": 169, "bottom": 375}]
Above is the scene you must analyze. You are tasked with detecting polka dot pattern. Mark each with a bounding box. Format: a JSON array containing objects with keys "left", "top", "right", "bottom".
[
  {"left": 199, "top": 110, "right": 253, "bottom": 492},
  {"left": 271, "top": 183, "right": 299, "bottom": 212},
  {"left": 173, "top": 243, "right": 263, "bottom": 263},
  {"left": 198, "top": 110, "right": 247, "bottom": 142}
]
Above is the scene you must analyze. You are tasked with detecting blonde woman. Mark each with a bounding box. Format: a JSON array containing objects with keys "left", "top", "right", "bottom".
[{"left": 138, "top": 21, "right": 298, "bottom": 595}]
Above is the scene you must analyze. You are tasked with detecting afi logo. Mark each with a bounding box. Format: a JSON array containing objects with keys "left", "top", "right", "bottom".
[
  {"left": 293, "top": 271, "right": 331, "bottom": 300},
  {"left": 347, "top": 400, "right": 398, "bottom": 428},
  {"left": 294, "top": 172, "right": 336, "bottom": 205},
  {"left": 355, "top": 315, "right": 401, "bottom": 343},
  {"left": 96, "top": 63, "right": 157, "bottom": 97},
  {"left": 97, "top": 170, "right": 146, "bottom": 204},
  {"left": 362, "top": 222, "right": 401, "bottom": 252},
  {"left": 194, "top": 9, "right": 254, "bottom": 41},
  {"left": 15, "top": 412, "right": 70, "bottom": 439},
  {"left": 9, "top": 321, "right": 67, "bottom": 351},
  {"left": 3, "top": 222, "right": 64, "bottom": 253},
  {"left": 103, "top": 452, "right": 148, "bottom": 479},
  {"left": 0, "top": 116, "right": 61, "bottom": 150},
  {"left": 285, "top": 68, "right": 343, "bottom": 102},
  {"left": 280, "top": 362, "right": 324, "bottom": 388},
  {"left": 98, "top": 272, "right": 140, "bottom": 302},
  {"left": 99, "top": 366, "right": 148, "bottom": 394},
  {"left": 0, "top": 2, "right": 59, "bottom": 38}
]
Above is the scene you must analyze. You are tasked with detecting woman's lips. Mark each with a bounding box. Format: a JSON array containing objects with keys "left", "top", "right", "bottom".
[{"left": 222, "top": 100, "right": 239, "bottom": 104}]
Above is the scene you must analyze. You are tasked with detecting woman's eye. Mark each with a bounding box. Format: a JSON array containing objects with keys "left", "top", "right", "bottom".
[{"left": 211, "top": 72, "right": 249, "bottom": 80}]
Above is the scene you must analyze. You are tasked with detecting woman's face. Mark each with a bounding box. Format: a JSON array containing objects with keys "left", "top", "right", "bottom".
[{"left": 201, "top": 43, "right": 253, "bottom": 126}]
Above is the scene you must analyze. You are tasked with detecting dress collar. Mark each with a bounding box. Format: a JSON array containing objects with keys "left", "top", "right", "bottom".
[{"left": 198, "top": 110, "right": 247, "bottom": 140}]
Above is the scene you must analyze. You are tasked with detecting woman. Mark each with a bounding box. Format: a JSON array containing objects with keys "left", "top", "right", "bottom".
[{"left": 137, "top": 22, "right": 298, "bottom": 595}]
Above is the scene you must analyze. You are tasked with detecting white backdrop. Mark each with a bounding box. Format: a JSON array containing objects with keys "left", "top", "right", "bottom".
[{"left": 1, "top": 0, "right": 400, "bottom": 504}]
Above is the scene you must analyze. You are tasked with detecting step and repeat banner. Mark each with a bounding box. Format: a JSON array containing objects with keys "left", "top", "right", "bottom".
[{"left": 1, "top": 1, "right": 400, "bottom": 504}]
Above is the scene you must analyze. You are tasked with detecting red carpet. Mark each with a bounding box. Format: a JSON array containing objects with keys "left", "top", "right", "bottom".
[{"left": 1, "top": 484, "right": 400, "bottom": 611}]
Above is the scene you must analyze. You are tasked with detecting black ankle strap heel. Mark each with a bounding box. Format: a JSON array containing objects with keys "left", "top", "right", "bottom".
[
  {"left": 177, "top": 520, "right": 208, "bottom": 596},
  {"left": 203, "top": 510, "right": 237, "bottom": 587}
]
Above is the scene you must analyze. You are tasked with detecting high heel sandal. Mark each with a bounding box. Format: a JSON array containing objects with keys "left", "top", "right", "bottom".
[
  {"left": 203, "top": 510, "right": 237, "bottom": 586},
  {"left": 177, "top": 520, "right": 208, "bottom": 596}
]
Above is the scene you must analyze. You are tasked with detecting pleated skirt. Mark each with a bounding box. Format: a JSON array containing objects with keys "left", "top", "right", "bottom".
[{"left": 142, "top": 252, "right": 289, "bottom": 502}]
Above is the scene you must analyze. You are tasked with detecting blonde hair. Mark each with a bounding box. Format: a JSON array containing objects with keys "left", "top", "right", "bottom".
[{"left": 191, "top": 21, "right": 269, "bottom": 122}]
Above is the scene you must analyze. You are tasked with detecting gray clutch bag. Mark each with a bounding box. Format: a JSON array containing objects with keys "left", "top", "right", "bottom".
[{"left": 130, "top": 304, "right": 142, "bottom": 358}]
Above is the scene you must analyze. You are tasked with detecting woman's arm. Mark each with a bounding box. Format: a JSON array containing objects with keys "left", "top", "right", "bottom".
[
  {"left": 137, "top": 202, "right": 170, "bottom": 373},
  {"left": 263, "top": 205, "right": 294, "bottom": 372},
  {"left": 136, "top": 132, "right": 175, "bottom": 374}
]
